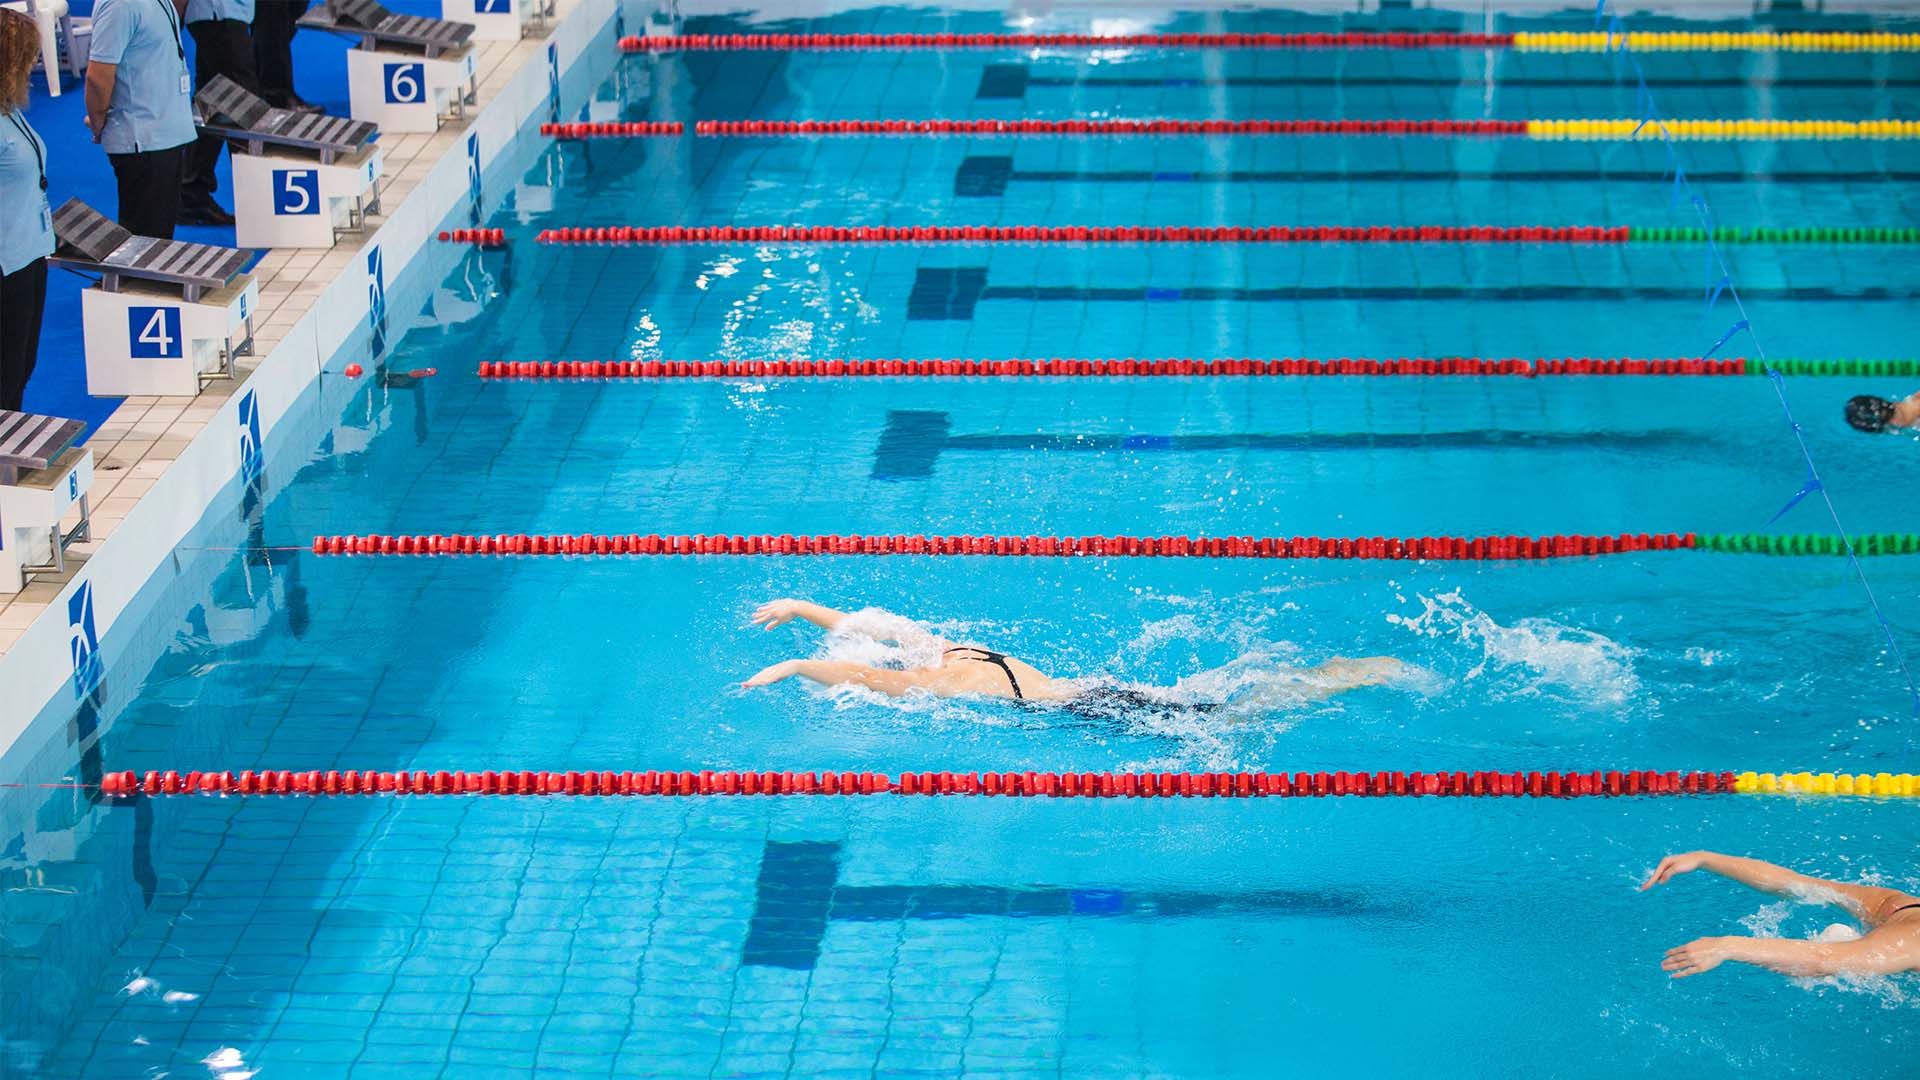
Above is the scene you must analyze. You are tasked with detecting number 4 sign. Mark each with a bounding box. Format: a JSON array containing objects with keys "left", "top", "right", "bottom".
[
  {"left": 127, "top": 306, "right": 182, "bottom": 359},
  {"left": 272, "top": 169, "right": 320, "bottom": 215}
]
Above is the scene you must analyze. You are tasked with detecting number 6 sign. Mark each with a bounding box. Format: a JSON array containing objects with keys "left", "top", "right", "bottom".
[{"left": 383, "top": 61, "right": 425, "bottom": 104}]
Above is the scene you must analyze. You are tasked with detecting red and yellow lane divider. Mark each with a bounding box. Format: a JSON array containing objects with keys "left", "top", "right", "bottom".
[
  {"left": 585, "top": 119, "right": 1912, "bottom": 141},
  {"left": 616, "top": 31, "right": 1920, "bottom": 53},
  {"left": 620, "top": 32, "right": 1514, "bottom": 52},
  {"left": 477, "top": 357, "right": 1754, "bottom": 379},
  {"left": 102, "top": 768, "right": 1735, "bottom": 798}
]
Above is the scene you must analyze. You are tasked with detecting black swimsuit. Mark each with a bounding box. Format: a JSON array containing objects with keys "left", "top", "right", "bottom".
[
  {"left": 1889, "top": 901, "right": 1920, "bottom": 919},
  {"left": 944, "top": 646, "right": 1024, "bottom": 699}
]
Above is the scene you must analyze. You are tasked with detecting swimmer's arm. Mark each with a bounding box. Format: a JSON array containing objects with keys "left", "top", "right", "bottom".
[
  {"left": 752, "top": 599, "right": 850, "bottom": 632},
  {"left": 1643, "top": 852, "right": 1906, "bottom": 919},
  {"left": 1663, "top": 935, "right": 1912, "bottom": 979},
  {"left": 742, "top": 659, "right": 926, "bottom": 696}
]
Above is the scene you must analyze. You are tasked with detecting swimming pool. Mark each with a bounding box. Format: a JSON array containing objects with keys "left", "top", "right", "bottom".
[{"left": 5, "top": 3, "right": 1920, "bottom": 1075}]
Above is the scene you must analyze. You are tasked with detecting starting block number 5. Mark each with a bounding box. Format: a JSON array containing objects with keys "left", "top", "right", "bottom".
[
  {"left": 384, "top": 61, "right": 425, "bottom": 104},
  {"left": 272, "top": 169, "right": 320, "bottom": 216}
]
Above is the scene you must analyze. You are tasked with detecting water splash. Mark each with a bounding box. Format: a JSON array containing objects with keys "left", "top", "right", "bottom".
[{"left": 1386, "top": 590, "right": 1641, "bottom": 708}]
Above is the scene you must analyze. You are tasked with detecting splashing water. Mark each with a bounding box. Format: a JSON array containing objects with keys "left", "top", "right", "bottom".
[{"left": 1386, "top": 590, "right": 1641, "bottom": 708}]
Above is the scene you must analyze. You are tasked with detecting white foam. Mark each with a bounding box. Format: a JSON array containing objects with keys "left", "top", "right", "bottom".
[{"left": 1386, "top": 590, "right": 1641, "bottom": 707}]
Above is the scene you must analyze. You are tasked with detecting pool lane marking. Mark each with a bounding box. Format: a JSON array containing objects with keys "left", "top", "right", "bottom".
[
  {"left": 87, "top": 769, "right": 1920, "bottom": 799},
  {"left": 546, "top": 119, "right": 1920, "bottom": 141},
  {"left": 302, "top": 533, "right": 1920, "bottom": 559},
  {"left": 524, "top": 225, "right": 1919, "bottom": 246},
  {"left": 477, "top": 358, "right": 1920, "bottom": 379},
  {"left": 618, "top": 31, "right": 1920, "bottom": 53}
]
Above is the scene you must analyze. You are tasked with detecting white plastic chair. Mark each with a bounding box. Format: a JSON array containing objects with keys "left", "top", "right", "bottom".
[{"left": 0, "top": 0, "right": 88, "bottom": 97}]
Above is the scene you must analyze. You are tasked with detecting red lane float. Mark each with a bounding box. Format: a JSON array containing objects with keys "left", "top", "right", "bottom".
[
  {"left": 619, "top": 32, "right": 1517, "bottom": 52},
  {"left": 694, "top": 119, "right": 1528, "bottom": 137},
  {"left": 438, "top": 228, "right": 507, "bottom": 246},
  {"left": 541, "top": 121, "right": 683, "bottom": 138},
  {"left": 306, "top": 532, "right": 1697, "bottom": 560},
  {"left": 98, "top": 768, "right": 1734, "bottom": 799},
  {"left": 533, "top": 225, "right": 1630, "bottom": 246},
  {"left": 477, "top": 357, "right": 1749, "bottom": 379}
]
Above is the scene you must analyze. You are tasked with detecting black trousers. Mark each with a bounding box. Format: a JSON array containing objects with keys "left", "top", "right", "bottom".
[
  {"left": 252, "top": 0, "right": 309, "bottom": 106},
  {"left": 1, "top": 257, "right": 49, "bottom": 412},
  {"left": 184, "top": 18, "right": 259, "bottom": 206},
  {"left": 109, "top": 145, "right": 184, "bottom": 239}
]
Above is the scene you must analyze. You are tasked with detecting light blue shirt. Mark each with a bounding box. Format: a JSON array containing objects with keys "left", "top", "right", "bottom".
[
  {"left": 185, "top": 0, "right": 255, "bottom": 24},
  {"left": 88, "top": 0, "right": 198, "bottom": 155},
  {"left": 0, "top": 110, "right": 54, "bottom": 276}
]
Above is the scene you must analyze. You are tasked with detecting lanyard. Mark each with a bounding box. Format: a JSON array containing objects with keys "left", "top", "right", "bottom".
[
  {"left": 5, "top": 112, "right": 45, "bottom": 192},
  {"left": 156, "top": 0, "right": 185, "bottom": 64}
]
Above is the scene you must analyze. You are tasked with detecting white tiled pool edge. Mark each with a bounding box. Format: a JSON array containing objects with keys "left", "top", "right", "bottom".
[{"left": 0, "top": 0, "right": 616, "bottom": 760}]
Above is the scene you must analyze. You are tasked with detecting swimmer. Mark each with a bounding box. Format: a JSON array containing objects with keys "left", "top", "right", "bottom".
[
  {"left": 1844, "top": 391, "right": 1920, "bottom": 433},
  {"left": 1642, "top": 850, "right": 1920, "bottom": 978},
  {"left": 740, "top": 598, "right": 1405, "bottom": 713}
]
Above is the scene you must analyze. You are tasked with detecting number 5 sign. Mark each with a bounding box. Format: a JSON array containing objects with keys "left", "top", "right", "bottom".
[
  {"left": 272, "top": 169, "right": 320, "bottom": 216},
  {"left": 383, "top": 61, "right": 425, "bottom": 104},
  {"left": 127, "top": 306, "right": 183, "bottom": 359}
]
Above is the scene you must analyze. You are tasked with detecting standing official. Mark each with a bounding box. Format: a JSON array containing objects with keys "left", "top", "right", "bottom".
[
  {"left": 252, "top": 0, "right": 319, "bottom": 113},
  {"left": 85, "top": 0, "right": 198, "bottom": 239},
  {"left": 180, "top": 0, "right": 255, "bottom": 225},
  {"left": 1, "top": 9, "right": 56, "bottom": 410}
]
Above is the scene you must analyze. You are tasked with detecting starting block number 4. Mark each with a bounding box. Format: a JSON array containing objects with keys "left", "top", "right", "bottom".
[{"left": 127, "top": 306, "right": 183, "bottom": 359}]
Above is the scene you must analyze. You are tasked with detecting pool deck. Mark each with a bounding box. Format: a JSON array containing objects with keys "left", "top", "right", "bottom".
[{"left": 0, "top": 25, "right": 561, "bottom": 657}]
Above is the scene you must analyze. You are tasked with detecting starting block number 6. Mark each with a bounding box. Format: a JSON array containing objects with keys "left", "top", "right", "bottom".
[{"left": 384, "top": 61, "right": 425, "bottom": 104}]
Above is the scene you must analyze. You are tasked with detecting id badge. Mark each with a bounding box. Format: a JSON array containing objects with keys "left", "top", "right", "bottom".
[
  {"left": 180, "top": 72, "right": 191, "bottom": 94},
  {"left": 39, "top": 204, "right": 50, "bottom": 232}
]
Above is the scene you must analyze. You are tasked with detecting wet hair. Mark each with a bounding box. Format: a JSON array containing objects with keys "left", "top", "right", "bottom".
[
  {"left": 1845, "top": 395, "right": 1896, "bottom": 434},
  {"left": 0, "top": 9, "right": 36, "bottom": 112}
]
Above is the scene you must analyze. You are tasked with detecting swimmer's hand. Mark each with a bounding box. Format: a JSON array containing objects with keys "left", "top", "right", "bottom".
[
  {"left": 751, "top": 599, "right": 809, "bottom": 630},
  {"left": 1641, "top": 851, "right": 1712, "bottom": 890},
  {"left": 743, "top": 660, "right": 801, "bottom": 687},
  {"left": 1661, "top": 936, "right": 1733, "bottom": 978}
]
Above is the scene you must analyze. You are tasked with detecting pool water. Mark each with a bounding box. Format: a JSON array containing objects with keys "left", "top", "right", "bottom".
[{"left": 5, "top": 4, "right": 1920, "bottom": 1076}]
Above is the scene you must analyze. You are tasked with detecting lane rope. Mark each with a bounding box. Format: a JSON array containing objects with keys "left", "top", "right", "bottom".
[
  {"left": 304, "top": 533, "right": 1920, "bottom": 558},
  {"left": 83, "top": 769, "right": 1920, "bottom": 799},
  {"left": 534, "top": 225, "right": 1633, "bottom": 245},
  {"left": 656, "top": 119, "right": 1920, "bottom": 141},
  {"left": 101, "top": 768, "right": 1735, "bottom": 798},
  {"left": 311, "top": 532, "right": 1698, "bottom": 559},
  {"left": 528, "top": 225, "right": 1918, "bottom": 246},
  {"left": 616, "top": 31, "right": 1920, "bottom": 53},
  {"left": 477, "top": 357, "right": 1757, "bottom": 378}
]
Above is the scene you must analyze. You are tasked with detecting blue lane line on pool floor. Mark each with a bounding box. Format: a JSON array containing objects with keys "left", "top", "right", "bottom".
[
  {"left": 867, "top": 410, "right": 1705, "bottom": 479},
  {"left": 950, "top": 157, "right": 1920, "bottom": 197},
  {"left": 740, "top": 840, "right": 1411, "bottom": 971}
]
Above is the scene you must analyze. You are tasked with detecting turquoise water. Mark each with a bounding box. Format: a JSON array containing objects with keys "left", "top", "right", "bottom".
[{"left": 5, "top": 5, "right": 1920, "bottom": 1076}]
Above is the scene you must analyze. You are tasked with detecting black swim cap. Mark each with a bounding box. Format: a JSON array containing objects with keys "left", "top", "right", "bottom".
[{"left": 1845, "top": 395, "right": 1895, "bottom": 433}]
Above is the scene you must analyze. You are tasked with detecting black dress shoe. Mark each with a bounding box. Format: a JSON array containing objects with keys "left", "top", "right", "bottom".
[
  {"left": 279, "top": 95, "right": 326, "bottom": 115},
  {"left": 178, "top": 202, "right": 237, "bottom": 227}
]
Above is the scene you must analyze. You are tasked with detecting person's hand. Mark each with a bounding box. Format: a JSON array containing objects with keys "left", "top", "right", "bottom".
[
  {"left": 84, "top": 113, "right": 103, "bottom": 143},
  {"left": 1662, "top": 936, "right": 1734, "bottom": 978},
  {"left": 751, "top": 599, "right": 807, "bottom": 631},
  {"left": 1641, "top": 851, "right": 1712, "bottom": 891},
  {"left": 742, "top": 660, "right": 800, "bottom": 688}
]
